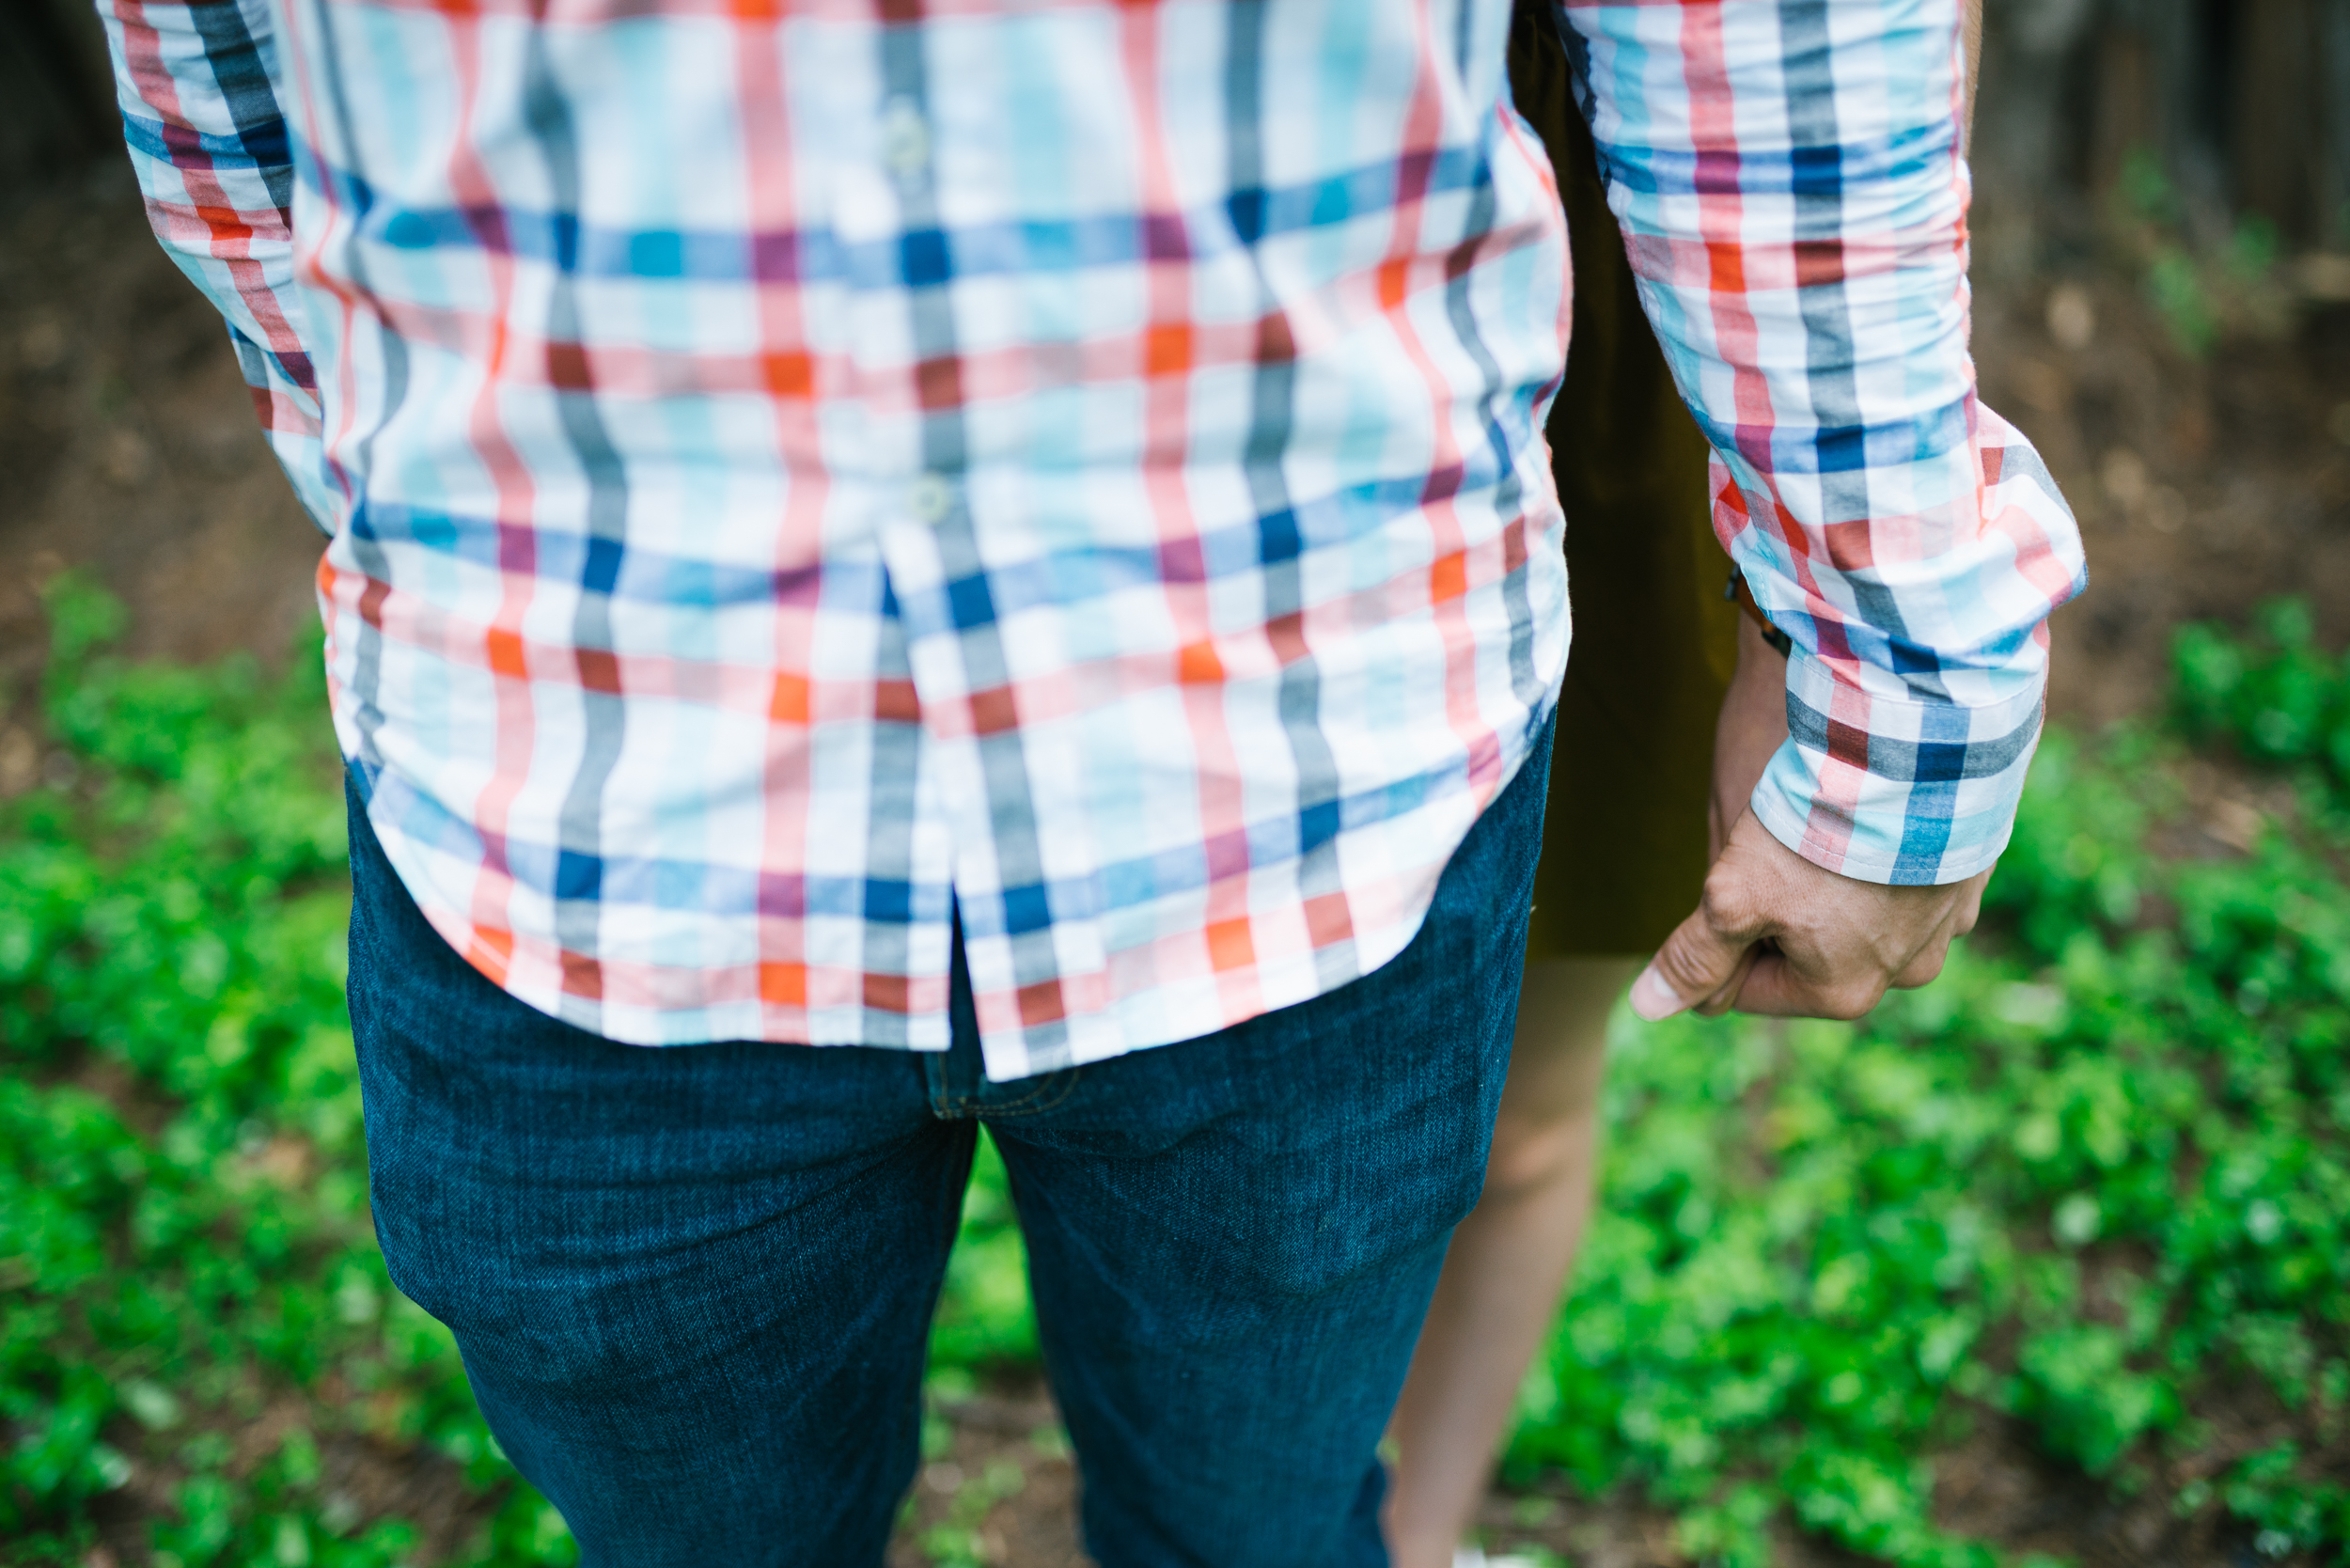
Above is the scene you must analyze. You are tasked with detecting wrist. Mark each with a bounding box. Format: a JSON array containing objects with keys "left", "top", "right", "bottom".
[{"left": 1751, "top": 644, "right": 2045, "bottom": 886}]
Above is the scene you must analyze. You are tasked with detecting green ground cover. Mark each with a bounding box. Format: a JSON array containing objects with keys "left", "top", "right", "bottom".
[{"left": 3, "top": 582, "right": 2347, "bottom": 1565}]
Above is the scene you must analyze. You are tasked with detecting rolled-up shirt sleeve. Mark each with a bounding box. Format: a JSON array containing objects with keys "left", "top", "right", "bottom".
[
  {"left": 97, "top": 0, "right": 332, "bottom": 529},
  {"left": 1555, "top": 0, "right": 2087, "bottom": 885}
]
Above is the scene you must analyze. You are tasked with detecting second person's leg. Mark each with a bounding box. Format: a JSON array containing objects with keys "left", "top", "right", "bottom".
[{"left": 1378, "top": 5, "right": 1747, "bottom": 1561}]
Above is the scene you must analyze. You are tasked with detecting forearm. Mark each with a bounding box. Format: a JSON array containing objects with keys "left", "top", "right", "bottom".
[
  {"left": 1557, "top": 0, "right": 2084, "bottom": 885},
  {"left": 97, "top": 0, "right": 327, "bottom": 523}
]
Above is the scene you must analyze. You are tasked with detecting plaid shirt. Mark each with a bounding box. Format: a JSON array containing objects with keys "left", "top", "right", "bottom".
[{"left": 102, "top": 0, "right": 2082, "bottom": 1076}]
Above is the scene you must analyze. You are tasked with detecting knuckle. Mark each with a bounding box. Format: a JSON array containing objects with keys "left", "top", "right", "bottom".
[
  {"left": 1699, "top": 873, "right": 1757, "bottom": 936},
  {"left": 1826, "top": 980, "right": 1882, "bottom": 1020}
]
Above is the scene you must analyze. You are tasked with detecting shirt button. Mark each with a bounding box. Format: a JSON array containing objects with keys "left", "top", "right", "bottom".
[
  {"left": 909, "top": 473, "right": 954, "bottom": 525},
  {"left": 881, "top": 96, "right": 932, "bottom": 183}
]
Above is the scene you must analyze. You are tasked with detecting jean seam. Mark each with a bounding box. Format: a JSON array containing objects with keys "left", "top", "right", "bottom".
[
  {"left": 923, "top": 1052, "right": 956, "bottom": 1119},
  {"left": 977, "top": 1066, "right": 1080, "bottom": 1120}
]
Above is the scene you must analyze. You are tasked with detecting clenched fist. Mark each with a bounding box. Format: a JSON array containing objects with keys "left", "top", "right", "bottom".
[{"left": 1632, "top": 612, "right": 1990, "bottom": 1023}]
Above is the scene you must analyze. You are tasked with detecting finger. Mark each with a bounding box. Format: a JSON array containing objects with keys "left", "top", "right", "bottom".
[
  {"left": 1636, "top": 881, "right": 1773, "bottom": 1023},
  {"left": 1695, "top": 940, "right": 1763, "bottom": 1017},
  {"left": 1628, "top": 960, "right": 1691, "bottom": 1023},
  {"left": 1728, "top": 948, "right": 1886, "bottom": 1020},
  {"left": 1889, "top": 903, "right": 1969, "bottom": 990},
  {"left": 1889, "top": 939, "right": 1950, "bottom": 991},
  {"left": 1952, "top": 872, "right": 1988, "bottom": 938}
]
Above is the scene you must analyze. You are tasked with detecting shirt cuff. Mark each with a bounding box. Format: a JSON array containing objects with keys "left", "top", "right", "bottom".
[{"left": 1748, "top": 646, "right": 2047, "bottom": 887}]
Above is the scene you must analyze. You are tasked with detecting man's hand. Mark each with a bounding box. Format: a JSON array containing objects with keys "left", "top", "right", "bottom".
[
  {"left": 1630, "top": 610, "right": 1988, "bottom": 1023},
  {"left": 1630, "top": 812, "right": 1989, "bottom": 1021}
]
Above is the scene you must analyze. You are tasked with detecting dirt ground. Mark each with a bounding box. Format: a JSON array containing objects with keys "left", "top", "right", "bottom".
[{"left": 5, "top": 161, "right": 2348, "bottom": 1566}]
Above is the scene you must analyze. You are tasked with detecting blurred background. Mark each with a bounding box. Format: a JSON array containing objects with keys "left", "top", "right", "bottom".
[{"left": 2, "top": 3, "right": 2347, "bottom": 1565}]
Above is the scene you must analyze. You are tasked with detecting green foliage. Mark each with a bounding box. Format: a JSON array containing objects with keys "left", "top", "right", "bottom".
[
  {"left": 2107, "top": 146, "right": 2295, "bottom": 357},
  {"left": 8, "top": 577, "right": 2350, "bottom": 1565},
  {"left": 1492, "top": 611, "right": 2350, "bottom": 1564},
  {"left": 0, "top": 577, "right": 1044, "bottom": 1565},
  {"left": 912, "top": 1460, "right": 1026, "bottom": 1568},
  {"left": 2117, "top": 148, "right": 2184, "bottom": 229},
  {"left": 2145, "top": 246, "right": 2217, "bottom": 358},
  {"left": 2173, "top": 599, "right": 2350, "bottom": 789},
  {"left": 1978, "top": 726, "right": 2157, "bottom": 960},
  {"left": 926, "top": 1133, "right": 1040, "bottom": 1377},
  {"left": 1, "top": 577, "right": 558, "bottom": 1566}
]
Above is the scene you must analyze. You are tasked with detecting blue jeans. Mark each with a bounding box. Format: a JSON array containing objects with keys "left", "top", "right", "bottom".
[{"left": 348, "top": 724, "right": 1550, "bottom": 1568}]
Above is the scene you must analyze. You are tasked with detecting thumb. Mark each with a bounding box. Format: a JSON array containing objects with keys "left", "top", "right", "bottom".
[{"left": 1630, "top": 884, "right": 1769, "bottom": 1023}]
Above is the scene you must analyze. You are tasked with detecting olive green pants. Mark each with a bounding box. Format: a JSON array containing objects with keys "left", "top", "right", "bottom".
[{"left": 1509, "top": 6, "right": 1739, "bottom": 958}]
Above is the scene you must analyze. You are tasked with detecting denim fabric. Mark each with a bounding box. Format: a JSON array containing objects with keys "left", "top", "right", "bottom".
[{"left": 348, "top": 721, "right": 1551, "bottom": 1568}]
